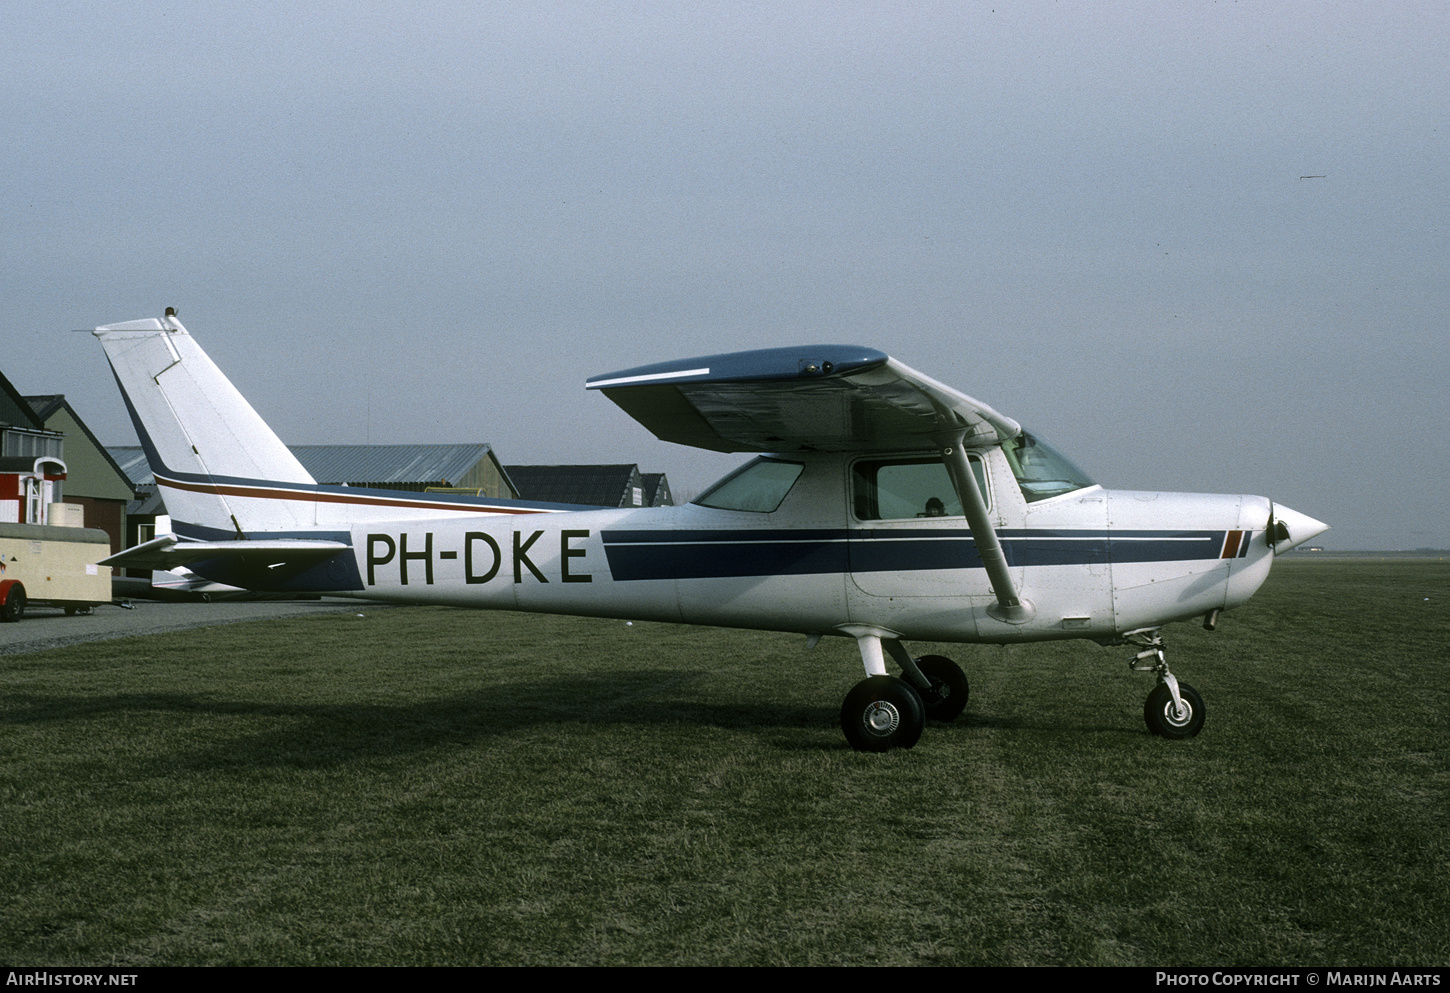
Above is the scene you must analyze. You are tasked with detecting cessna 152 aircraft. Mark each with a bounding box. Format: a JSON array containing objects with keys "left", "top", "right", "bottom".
[{"left": 95, "top": 311, "right": 1327, "bottom": 751}]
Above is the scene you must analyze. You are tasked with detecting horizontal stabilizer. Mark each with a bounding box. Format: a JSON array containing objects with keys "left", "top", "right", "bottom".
[
  {"left": 102, "top": 534, "right": 360, "bottom": 593},
  {"left": 101, "top": 535, "right": 349, "bottom": 571}
]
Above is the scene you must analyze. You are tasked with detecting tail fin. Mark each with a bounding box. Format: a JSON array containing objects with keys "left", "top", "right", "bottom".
[{"left": 95, "top": 313, "right": 318, "bottom": 538}]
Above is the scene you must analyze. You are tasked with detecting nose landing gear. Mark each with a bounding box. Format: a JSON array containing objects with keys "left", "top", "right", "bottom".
[{"left": 1127, "top": 630, "right": 1206, "bottom": 739}]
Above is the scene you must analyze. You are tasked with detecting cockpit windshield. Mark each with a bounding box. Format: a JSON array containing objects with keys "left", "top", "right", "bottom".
[{"left": 1001, "top": 432, "right": 1095, "bottom": 503}]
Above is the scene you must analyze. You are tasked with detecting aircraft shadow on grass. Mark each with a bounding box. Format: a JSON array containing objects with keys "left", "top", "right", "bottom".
[{"left": 7, "top": 673, "right": 1145, "bottom": 771}]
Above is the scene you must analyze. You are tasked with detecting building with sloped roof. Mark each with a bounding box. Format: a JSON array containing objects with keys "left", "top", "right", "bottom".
[
  {"left": 504, "top": 464, "right": 674, "bottom": 509},
  {"left": 1, "top": 374, "right": 63, "bottom": 462},
  {"left": 108, "top": 447, "right": 153, "bottom": 490},
  {"left": 640, "top": 472, "right": 673, "bottom": 508},
  {"left": 289, "top": 444, "right": 516, "bottom": 496},
  {"left": 25, "top": 396, "right": 137, "bottom": 553},
  {"left": 108, "top": 444, "right": 674, "bottom": 546},
  {"left": 109, "top": 442, "right": 520, "bottom": 551},
  {"left": 0, "top": 372, "right": 64, "bottom": 528},
  {"left": 109, "top": 443, "right": 517, "bottom": 498}
]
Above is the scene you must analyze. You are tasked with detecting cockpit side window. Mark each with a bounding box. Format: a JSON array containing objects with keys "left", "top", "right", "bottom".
[
  {"left": 1001, "top": 432, "right": 1095, "bottom": 503},
  {"left": 694, "top": 458, "right": 806, "bottom": 513},
  {"left": 852, "top": 456, "right": 986, "bottom": 521}
]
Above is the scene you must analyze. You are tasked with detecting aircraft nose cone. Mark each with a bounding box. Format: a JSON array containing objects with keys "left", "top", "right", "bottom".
[{"left": 1272, "top": 503, "right": 1330, "bottom": 553}]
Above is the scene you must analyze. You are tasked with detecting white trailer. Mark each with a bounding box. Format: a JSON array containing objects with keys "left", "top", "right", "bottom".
[{"left": 0, "top": 516, "right": 113, "bottom": 620}]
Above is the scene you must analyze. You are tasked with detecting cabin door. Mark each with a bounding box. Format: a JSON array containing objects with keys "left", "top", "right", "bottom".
[{"left": 846, "top": 455, "right": 1003, "bottom": 600}]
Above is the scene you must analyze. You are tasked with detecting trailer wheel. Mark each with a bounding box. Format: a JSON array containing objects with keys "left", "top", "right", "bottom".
[{"left": 0, "top": 582, "right": 26, "bottom": 623}]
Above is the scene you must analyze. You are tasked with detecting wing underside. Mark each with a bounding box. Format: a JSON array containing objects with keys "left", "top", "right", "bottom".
[{"left": 586, "top": 346, "right": 1020, "bottom": 453}]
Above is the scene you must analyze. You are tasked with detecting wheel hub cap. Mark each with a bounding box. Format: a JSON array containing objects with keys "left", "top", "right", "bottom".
[{"left": 864, "top": 700, "right": 900, "bottom": 735}]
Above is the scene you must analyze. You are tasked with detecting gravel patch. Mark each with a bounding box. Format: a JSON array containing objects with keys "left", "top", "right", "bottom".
[{"left": 0, "top": 598, "right": 375, "bottom": 656}]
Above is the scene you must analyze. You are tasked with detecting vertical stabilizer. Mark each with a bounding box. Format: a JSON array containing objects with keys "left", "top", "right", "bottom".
[{"left": 95, "top": 314, "right": 318, "bottom": 536}]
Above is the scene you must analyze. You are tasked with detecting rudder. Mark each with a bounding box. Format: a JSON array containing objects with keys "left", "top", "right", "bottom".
[{"left": 95, "top": 313, "right": 318, "bottom": 537}]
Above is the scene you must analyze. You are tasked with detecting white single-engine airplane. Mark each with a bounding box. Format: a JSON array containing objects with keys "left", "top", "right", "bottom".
[{"left": 95, "top": 312, "right": 1327, "bottom": 751}]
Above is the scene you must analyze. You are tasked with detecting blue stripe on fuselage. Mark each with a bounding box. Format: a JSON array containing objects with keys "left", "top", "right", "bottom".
[
  {"left": 600, "top": 528, "right": 1232, "bottom": 581},
  {"left": 601, "top": 529, "right": 850, "bottom": 579}
]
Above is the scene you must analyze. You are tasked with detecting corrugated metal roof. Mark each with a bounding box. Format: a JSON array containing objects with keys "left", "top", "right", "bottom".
[
  {"left": 108, "top": 447, "right": 155, "bottom": 485},
  {"left": 0, "top": 369, "right": 45, "bottom": 431},
  {"left": 107, "top": 443, "right": 501, "bottom": 490},
  {"left": 290, "top": 444, "right": 496, "bottom": 488}
]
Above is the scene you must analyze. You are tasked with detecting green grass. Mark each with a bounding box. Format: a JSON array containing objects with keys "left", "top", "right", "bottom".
[{"left": 2, "top": 558, "right": 1446, "bottom": 965}]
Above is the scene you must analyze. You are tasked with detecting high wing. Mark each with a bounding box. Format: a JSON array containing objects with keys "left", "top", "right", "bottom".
[
  {"left": 586, "top": 345, "right": 1021, "bottom": 453},
  {"left": 589, "top": 343, "right": 1034, "bottom": 623}
]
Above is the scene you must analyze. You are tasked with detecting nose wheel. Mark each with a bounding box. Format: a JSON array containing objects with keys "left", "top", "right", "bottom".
[
  {"left": 1126, "top": 630, "right": 1207, "bottom": 738},
  {"left": 1144, "top": 681, "right": 1205, "bottom": 739}
]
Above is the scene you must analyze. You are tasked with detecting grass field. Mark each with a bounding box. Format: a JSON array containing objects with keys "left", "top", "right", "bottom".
[{"left": 2, "top": 558, "right": 1446, "bottom": 966}]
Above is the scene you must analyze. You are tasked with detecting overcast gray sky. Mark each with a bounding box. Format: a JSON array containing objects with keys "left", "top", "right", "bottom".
[{"left": 3, "top": 1, "right": 1445, "bottom": 549}]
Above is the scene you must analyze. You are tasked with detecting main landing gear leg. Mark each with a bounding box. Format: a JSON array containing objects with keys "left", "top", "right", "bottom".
[
  {"left": 1127, "top": 630, "right": 1206, "bottom": 739},
  {"left": 835, "top": 631, "right": 973, "bottom": 751},
  {"left": 883, "top": 639, "right": 969, "bottom": 722},
  {"left": 838, "top": 631, "right": 925, "bottom": 752}
]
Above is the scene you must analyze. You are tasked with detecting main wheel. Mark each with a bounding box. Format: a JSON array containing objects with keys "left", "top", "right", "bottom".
[
  {"left": 841, "top": 675, "right": 926, "bottom": 752},
  {"left": 1144, "top": 682, "right": 1205, "bottom": 739},
  {"left": 915, "top": 654, "right": 969, "bottom": 722},
  {"left": 0, "top": 584, "right": 26, "bottom": 623}
]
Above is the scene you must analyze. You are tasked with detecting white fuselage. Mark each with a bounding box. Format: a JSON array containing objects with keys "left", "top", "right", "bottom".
[{"left": 334, "top": 448, "right": 1276, "bottom": 645}]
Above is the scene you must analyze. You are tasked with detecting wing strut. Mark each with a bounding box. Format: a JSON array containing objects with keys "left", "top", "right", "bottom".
[{"left": 940, "top": 436, "right": 1034, "bottom": 624}]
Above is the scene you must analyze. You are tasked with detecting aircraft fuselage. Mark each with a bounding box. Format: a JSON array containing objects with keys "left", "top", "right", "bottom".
[{"left": 194, "top": 447, "right": 1277, "bottom": 648}]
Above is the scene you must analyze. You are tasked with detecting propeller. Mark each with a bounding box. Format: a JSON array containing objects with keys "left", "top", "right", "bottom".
[{"left": 1265, "top": 503, "right": 1291, "bottom": 549}]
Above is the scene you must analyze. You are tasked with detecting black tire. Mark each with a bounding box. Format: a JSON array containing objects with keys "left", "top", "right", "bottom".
[
  {"left": 0, "top": 584, "right": 26, "bottom": 623},
  {"left": 841, "top": 675, "right": 926, "bottom": 752},
  {"left": 64, "top": 606, "right": 77, "bottom": 616},
  {"left": 1144, "top": 682, "right": 1205, "bottom": 739},
  {"left": 915, "top": 654, "right": 969, "bottom": 722}
]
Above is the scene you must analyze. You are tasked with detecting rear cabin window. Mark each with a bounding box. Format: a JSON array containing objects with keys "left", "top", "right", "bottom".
[
  {"left": 853, "top": 456, "right": 987, "bottom": 521},
  {"left": 694, "top": 458, "right": 805, "bottom": 513}
]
